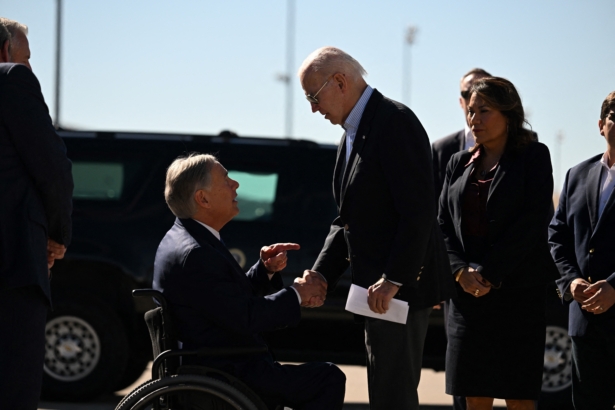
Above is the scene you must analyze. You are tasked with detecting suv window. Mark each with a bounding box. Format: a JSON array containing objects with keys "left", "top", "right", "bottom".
[
  {"left": 229, "top": 170, "right": 278, "bottom": 221},
  {"left": 72, "top": 161, "right": 124, "bottom": 200}
]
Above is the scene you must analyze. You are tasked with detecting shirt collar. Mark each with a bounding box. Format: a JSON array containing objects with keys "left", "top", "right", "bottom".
[
  {"left": 600, "top": 152, "right": 615, "bottom": 171},
  {"left": 465, "top": 147, "right": 482, "bottom": 167},
  {"left": 464, "top": 123, "right": 474, "bottom": 150},
  {"left": 192, "top": 219, "right": 221, "bottom": 241},
  {"left": 343, "top": 85, "right": 373, "bottom": 131}
]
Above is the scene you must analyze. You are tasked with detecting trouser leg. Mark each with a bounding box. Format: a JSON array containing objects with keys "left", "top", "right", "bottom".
[
  {"left": 570, "top": 326, "right": 615, "bottom": 410},
  {"left": 365, "top": 307, "right": 431, "bottom": 410},
  {"left": 0, "top": 286, "right": 48, "bottom": 410},
  {"left": 444, "top": 300, "right": 467, "bottom": 410},
  {"left": 239, "top": 361, "right": 345, "bottom": 410}
]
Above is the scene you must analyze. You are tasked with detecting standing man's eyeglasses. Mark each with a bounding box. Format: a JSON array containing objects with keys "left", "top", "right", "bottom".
[
  {"left": 460, "top": 90, "right": 472, "bottom": 100},
  {"left": 305, "top": 77, "right": 332, "bottom": 104}
]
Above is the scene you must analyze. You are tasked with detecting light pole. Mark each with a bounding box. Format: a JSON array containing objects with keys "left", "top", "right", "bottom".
[
  {"left": 276, "top": 0, "right": 295, "bottom": 138},
  {"left": 54, "top": 0, "right": 63, "bottom": 128},
  {"left": 402, "top": 25, "right": 418, "bottom": 106},
  {"left": 555, "top": 131, "right": 565, "bottom": 193}
]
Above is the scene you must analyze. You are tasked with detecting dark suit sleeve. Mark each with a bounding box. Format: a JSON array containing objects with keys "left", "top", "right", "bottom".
[
  {"left": 245, "top": 259, "right": 285, "bottom": 297},
  {"left": 378, "top": 111, "right": 435, "bottom": 286},
  {"left": 0, "top": 64, "right": 73, "bottom": 245},
  {"left": 312, "top": 216, "right": 350, "bottom": 287},
  {"left": 549, "top": 169, "right": 582, "bottom": 300},
  {"left": 438, "top": 156, "right": 468, "bottom": 275},
  {"left": 480, "top": 143, "right": 554, "bottom": 286},
  {"left": 179, "top": 247, "right": 301, "bottom": 336}
]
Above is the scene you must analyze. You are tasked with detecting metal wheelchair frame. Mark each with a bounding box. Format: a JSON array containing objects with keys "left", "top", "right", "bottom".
[{"left": 114, "top": 289, "right": 271, "bottom": 410}]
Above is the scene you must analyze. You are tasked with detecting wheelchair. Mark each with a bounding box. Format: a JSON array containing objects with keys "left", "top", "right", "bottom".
[{"left": 115, "top": 289, "right": 272, "bottom": 410}]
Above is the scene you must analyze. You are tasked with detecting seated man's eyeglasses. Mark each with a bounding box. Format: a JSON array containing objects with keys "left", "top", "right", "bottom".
[{"left": 305, "top": 76, "right": 332, "bottom": 104}]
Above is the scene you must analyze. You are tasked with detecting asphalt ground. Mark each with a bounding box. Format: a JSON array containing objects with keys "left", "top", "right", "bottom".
[{"left": 38, "top": 364, "right": 507, "bottom": 410}]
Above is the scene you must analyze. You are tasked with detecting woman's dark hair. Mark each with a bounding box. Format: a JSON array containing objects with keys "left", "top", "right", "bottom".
[{"left": 470, "top": 76, "right": 536, "bottom": 153}]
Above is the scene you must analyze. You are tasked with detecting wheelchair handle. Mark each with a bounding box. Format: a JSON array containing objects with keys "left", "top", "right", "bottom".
[{"left": 132, "top": 289, "right": 167, "bottom": 311}]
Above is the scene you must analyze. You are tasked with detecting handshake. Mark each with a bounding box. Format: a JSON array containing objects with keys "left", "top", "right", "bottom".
[
  {"left": 292, "top": 270, "right": 328, "bottom": 308},
  {"left": 260, "top": 243, "right": 327, "bottom": 308}
]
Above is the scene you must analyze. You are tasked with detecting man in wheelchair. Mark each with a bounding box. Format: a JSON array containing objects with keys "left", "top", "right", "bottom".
[{"left": 152, "top": 153, "right": 346, "bottom": 409}]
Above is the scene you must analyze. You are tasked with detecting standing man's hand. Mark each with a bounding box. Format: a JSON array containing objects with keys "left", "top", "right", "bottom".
[
  {"left": 47, "top": 239, "right": 67, "bottom": 270},
  {"left": 570, "top": 278, "right": 593, "bottom": 303},
  {"left": 581, "top": 280, "right": 615, "bottom": 314},
  {"left": 458, "top": 267, "right": 491, "bottom": 298},
  {"left": 260, "top": 243, "right": 300, "bottom": 273},
  {"left": 292, "top": 270, "right": 327, "bottom": 307},
  {"left": 367, "top": 278, "right": 400, "bottom": 314}
]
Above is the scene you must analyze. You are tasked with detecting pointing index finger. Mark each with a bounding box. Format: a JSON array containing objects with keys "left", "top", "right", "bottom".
[{"left": 270, "top": 243, "right": 301, "bottom": 253}]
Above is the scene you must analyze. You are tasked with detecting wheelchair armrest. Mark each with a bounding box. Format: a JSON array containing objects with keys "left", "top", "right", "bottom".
[
  {"left": 152, "top": 346, "right": 268, "bottom": 379},
  {"left": 132, "top": 289, "right": 167, "bottom": 310}
]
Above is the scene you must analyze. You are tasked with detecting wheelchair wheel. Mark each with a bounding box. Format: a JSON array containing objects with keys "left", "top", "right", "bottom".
[{"left": 115, "top": 374, "right": 259, "bottom": 410}]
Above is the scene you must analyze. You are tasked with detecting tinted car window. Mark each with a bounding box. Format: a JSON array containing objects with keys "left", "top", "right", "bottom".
[
  {"left": 72, "top": 161, "right": 124, "bottom": 200},
  {"left": 228, "top": 170, "right": 278, "bottom": 222}
]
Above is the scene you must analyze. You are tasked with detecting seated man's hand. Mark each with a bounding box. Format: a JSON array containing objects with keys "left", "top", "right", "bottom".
[
  {"left": 47, "top": 239, "right": 67, "bottom": 270},
  {"left": 260, "top": 243, "right": 300, "bottom": 273},
  {"left": 367, "top": 278, "right": 400, "bottom": 314},
  {"left": 292, "top": 270, "right": 327, "bottom": 308}
]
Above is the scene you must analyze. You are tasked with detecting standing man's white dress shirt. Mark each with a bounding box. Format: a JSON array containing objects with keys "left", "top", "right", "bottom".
[
  {"left": 598, "top": 153, "right": 615, "bottom": 219},
  {"left": 464, "top": 123, "right": 475, "bottom": 150},
  {"left": 344, "top": 85, "right": 373, "bottom": 163}
]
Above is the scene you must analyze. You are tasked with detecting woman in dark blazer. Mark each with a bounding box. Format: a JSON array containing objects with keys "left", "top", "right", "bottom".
[{"left": 438, "top": 77, "right": 559, "bottom": 410}]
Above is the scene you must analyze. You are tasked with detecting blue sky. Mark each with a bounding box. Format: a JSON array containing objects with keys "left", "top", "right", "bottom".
[{"left": 4, "top": 0, "right": 614, "bottom": 190}]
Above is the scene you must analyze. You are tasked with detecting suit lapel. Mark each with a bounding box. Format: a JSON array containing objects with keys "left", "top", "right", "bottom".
[
  {"left": 487, "top": 154, "right": 511, "bottom": 205},
  {"left": 458, "top": 130, "right": 466, "bottom": 152},
  {"left": 179, "top": 218, "right": 247, "bottom": 280},
  {"left": 333, "top": 133, "right": 346, "bottom": 206},
  {"left": 454, "top": 160, "right": 474, "bottom": 241},
  {"left": 339, "top": 90, "right": 382, "bottom": 211},
  {"left": 586, "top": 162, "right": 602, "bottom": 232}
]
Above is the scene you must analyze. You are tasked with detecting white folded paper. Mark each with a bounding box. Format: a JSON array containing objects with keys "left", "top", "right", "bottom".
[{"left": 345, "top": 284, "right": 409, "bottom": 324}]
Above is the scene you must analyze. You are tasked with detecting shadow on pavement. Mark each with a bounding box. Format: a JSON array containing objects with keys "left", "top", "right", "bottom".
[
  {"left": 344, "top": 406, "right": 506, "bottom": 410},
  {"left": 40, "top": 400, "right": 505, "bottom": 410}
]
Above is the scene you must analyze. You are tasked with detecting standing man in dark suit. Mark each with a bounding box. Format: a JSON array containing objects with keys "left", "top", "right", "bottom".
[
  {"left": 0, "top": 17, "right": 73, "bottom": 409},
  {"left": 298, "top": 46, "right": 455, "bottom": 410},
  {"left": 154, "top": 154, "right": 345, "bottom": 409},
  {"left": 431, "top": 67, "right": 490, "bottom": 410},
  {"left": 432, "top": 68, "right": 492, "bottom": 201},
  {"left": 549, "top": 91, "right": 615, "bottom": 409}
]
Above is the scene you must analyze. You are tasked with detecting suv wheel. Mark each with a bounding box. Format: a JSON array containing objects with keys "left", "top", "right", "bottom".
[
  {"left": 41, "top": 299, "right": 129, "bottom": 400},
  {"left": 539, "top": 325, "right": 574, "bottom": 409}
]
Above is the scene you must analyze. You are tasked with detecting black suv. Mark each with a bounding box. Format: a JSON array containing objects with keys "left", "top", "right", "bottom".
[{"left": 44, "top": 130, "right": 572, "bottom": 409}]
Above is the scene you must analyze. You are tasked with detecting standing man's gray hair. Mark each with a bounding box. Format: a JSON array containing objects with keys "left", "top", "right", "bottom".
[
  {"left": 0, "top": 17, "right": 28, "bottom": 53},
  {"left": 297, "top": 46, "right": 367, "bottom": 81},
  {"left": 165, "top": 153, "right": 218, "bottom": 219}
]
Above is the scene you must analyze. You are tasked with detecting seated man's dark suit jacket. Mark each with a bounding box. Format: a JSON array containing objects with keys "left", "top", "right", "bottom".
[
  {"left": 432, "top": 130, "right": 465, "bottom": 204},
  {"left": 438, "top": 141, "right": 559, "bottom": 289},
  {"left": 0, "top": 63, "right": 73, "bottom": 304},
  {"left": 549, "top": 154, "right": 615, "bottom": 337},
  {"left": 153, "top": 217, "right": 301, "bottom": 369},
  {"left": 313, "top": 89, "right": 456, "bottom": 310}
]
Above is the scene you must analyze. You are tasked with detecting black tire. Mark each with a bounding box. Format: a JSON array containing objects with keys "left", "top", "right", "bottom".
[
  {"left": 41, "top": 298, "right": 129, "bottom": 401},
  {"left": 114, "top": 354, "right": 151, "bottom": 391},
  {"left": 115, "top": 374, "right": 258, "bottom": 410},
  {"left": 538, "top": 325, "right": 574, "bottom": 410}
]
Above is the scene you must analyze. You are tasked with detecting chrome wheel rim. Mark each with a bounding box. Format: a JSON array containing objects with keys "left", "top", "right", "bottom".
[
  {"left": 542, "top": 325, "right": 572, "bottom": 393},
  {"left": 44, "top": 315, "right": 101, "bottom": 382}
]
